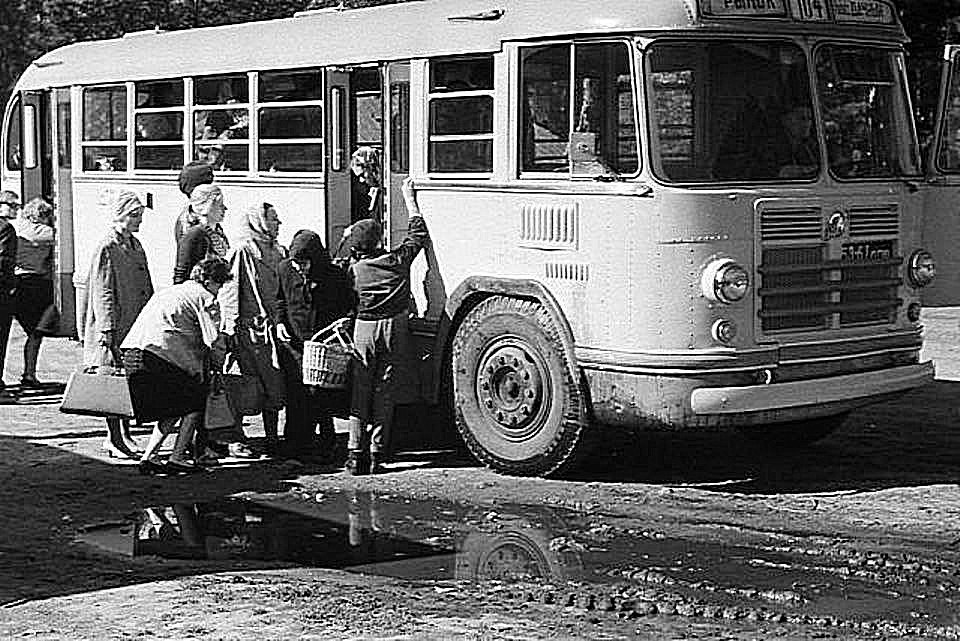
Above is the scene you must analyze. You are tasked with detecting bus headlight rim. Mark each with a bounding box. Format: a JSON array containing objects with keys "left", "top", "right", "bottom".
[
  {"left": 701, "top": 258, "right": 750, "bottom": 304},
  {"left": 907, "top": 249, "right": 936, "bottom": 288}
]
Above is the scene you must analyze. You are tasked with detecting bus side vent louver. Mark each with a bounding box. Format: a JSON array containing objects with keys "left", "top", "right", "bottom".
[
  {"left": 849, "top": 204, "right": 899, "bottom": 238},
  {"left": 519, "top": 203, "right": 580, "bottom": 250},
  {"left": 544, "top": 263, "right": 589, "bottom": 282},
  {"left": 760, "top": 207, "right": 822, "bottom": 242}
]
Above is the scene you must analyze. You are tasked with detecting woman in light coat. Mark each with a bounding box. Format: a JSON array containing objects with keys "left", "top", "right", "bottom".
[
  {"left": 218, "top": 202, "right": 285, "bottom": 456},
  {"left": 84, "top": 190, "right": 154, "bottom": 459}
]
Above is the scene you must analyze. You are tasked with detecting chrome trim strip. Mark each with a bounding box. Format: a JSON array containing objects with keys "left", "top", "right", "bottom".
[
  {"left": 779, "top": 345, "right": 919, "bottom": 367},
  {"left": 690, "top": 362, "right": 934, "bottom": 415}
]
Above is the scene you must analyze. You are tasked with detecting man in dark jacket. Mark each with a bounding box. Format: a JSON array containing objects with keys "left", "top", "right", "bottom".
[
  {"left": 0, "top": 190, "right": 20, "bottom": 399},
  {"left": 344, "top": 177, "right": 428, "bottom": 475}
]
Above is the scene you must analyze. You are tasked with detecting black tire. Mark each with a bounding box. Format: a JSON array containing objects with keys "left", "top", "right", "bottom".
[
  {"left": 451, "top": 296, "right": 587, "bottom": 477},
  {"left": 738, "top": 412, "right": 849, "bottom": 447}
]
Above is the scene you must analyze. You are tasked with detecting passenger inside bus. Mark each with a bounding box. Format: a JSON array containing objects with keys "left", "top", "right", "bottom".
[{"left": 713, "top": 97, "right": 819, "bottom": 181}]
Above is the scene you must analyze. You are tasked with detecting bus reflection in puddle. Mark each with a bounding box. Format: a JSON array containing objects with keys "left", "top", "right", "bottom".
[{"left": 75, "top": 491, "right": 586, "bottom": 584}]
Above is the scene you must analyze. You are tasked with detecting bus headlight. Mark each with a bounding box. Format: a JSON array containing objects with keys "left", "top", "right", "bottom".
[
  {"left": 907, "top": 250, "right": 936, "bottom": 288},
  {"left": 702, "top": 258, "right": 750, "bottom": 303},
  {"left": 712, "top": 318, "right": 738, "bottom": 344}
]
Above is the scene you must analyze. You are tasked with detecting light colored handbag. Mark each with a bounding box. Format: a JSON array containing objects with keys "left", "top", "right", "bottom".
[{"left": 60, "top": 367, "right": 134, "bottom": 418}]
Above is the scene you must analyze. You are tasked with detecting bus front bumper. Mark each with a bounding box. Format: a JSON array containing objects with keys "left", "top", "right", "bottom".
[{"left": 690, "top": 362, "right": 935, "bottom": 415}]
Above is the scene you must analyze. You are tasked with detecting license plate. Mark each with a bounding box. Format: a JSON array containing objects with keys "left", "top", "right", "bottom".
[{"left": 841, "top": 240, "right": 893, "bottom": 262}]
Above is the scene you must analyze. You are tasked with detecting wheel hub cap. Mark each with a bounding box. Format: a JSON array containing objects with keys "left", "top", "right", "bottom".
[{"left": 476, "top": 343, "right": 545, "bottom": 437}]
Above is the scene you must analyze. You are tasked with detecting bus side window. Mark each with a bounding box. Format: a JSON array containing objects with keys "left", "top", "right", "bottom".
[
  {"left": 258, "top": 68, "right": 323, "bottom": 173},
  {"left": 572, "top": 42, "right": 639, "bottom": 177},
  {"left": 5, "top": 97, "right": 21, "bottom": 171},
  {"left": 427, "top": 55, "right": 494, "bottom": 173},
  {"left": 520, "top": 44, "right": 571, "bottom": 173},
  {"left": 81, "top": 85, "right": 127, "bottom": 172},
  {"left": 194, "top": 73, "right": 250, "bottom": 172},
  {"left": 134, "top": 78, "right": 185, "bottom": 171}
]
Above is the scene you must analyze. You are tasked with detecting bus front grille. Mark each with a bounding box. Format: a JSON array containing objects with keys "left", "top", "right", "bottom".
[{"left": 758, "top": 245, "right": 903, "bottom": 332}]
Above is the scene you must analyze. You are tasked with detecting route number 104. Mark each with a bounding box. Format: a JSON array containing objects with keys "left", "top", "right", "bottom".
[{"left": 791, "top": 0, "right": 829, "bottom": 21}]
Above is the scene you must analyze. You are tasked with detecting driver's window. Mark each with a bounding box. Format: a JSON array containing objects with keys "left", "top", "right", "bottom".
[
  {"left": 938, "top": 53, "right": 960, "bottom": 172},
  {"left": 519, "top": 41, "right": 638, "bottom": 177}
]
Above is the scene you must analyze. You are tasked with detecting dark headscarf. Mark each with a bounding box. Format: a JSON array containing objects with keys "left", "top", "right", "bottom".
[
  {"left": 178, "top": 161, "right": 214, "bottom": 197},
  {"left": 289, "top": 229, "right": 330, "bottom": 282},
  {"left": 348, "top": 219, "right": 383, "bottom": 258}
]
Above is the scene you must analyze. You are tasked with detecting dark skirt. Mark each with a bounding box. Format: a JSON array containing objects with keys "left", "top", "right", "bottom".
[
  {"left": 123, "top": 348, "right": 207, "bottom": 422},
  {"left": 14, "top": 275, "right": 57, "bottom": 335}
]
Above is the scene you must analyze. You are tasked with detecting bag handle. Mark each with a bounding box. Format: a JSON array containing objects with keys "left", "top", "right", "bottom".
[
  {"left": 237, "top": 245, "right": 280, "bottom": 369},
  {"left": 308, "top": 317, "right": 353, "bottom": 349},
  {"left": 238, "top": 246, "right": 269, "bottom": 320}
]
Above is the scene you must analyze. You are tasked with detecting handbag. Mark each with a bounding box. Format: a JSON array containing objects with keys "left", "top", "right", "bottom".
[
  {"left": 221, "top": 352, "right": 265, "bottom": 416},
  {"left": 60, "top": 367, "right": 134, "bottom": 418},
  {"left": 204, "top": 374, "right": 236, "bottom": 430}
]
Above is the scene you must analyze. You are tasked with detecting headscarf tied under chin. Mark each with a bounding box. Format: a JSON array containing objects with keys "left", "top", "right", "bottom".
[
  {"left": 239, "top": 202, "right": 282, "bottom": 271},
  {"left": 289, "top": 229, "right": 330, "bottom": 281},
  {"left": 240, "top": 202, "right": 278, "bottom": 244}
]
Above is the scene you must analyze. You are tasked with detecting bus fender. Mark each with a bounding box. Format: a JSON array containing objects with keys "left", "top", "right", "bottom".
[{"left": 432, "top": 276, "right": 581, "bottom": 401}]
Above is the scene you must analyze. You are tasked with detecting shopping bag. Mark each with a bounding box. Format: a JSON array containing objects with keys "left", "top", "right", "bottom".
[
  {"left": 60, "top": 369, "right": 134, "bottom": 418},
  {"left": 204, "top": 376, "right": 236, "bottom": 430},
  {"left": 222, "top": 354, "right": 265, "bottom": 416}
]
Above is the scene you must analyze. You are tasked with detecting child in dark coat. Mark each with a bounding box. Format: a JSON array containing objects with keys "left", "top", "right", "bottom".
[
  {"left": 344, "top": 177, "right": 428, "bottom": 475},
  {"left": 277, "top": 230, "right": 354, "bottom": 461}
]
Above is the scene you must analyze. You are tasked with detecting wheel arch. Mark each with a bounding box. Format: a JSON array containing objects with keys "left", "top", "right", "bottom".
[{"left": 431, "top": 277, "right": 581, "bottom": 402}]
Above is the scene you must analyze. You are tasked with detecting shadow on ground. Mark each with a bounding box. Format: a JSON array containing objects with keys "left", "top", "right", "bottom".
[
  {"left": 571, "top": 380, "right": 960, "bottom": 494},
  {"left": 0, "top": 435, "right": 332, "bottom": 606}
]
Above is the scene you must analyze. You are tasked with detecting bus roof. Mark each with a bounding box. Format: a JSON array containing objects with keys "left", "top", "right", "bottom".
[{"left": 15, "top": 0, "right": 905, "bottom": 91}]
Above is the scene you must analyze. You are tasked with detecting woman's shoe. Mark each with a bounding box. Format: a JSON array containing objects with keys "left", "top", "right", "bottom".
[
  {"left": 19, "top": 375, "right": 44, "bottom": 389},
  {"left": 102, "top": 441, "right": 138, "bottom": 460},
  {"left": 165, "top": 460, "right": 199, "bottom": 474},
  {"left": 138, "top": 459, "right": 165, "bottom": 476},
  {"left": 227, "top": 442, "right": 256, "bottom": 459}
]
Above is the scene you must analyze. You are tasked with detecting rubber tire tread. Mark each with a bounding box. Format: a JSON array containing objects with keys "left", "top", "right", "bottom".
[{"left": 451, "top": 296, "right": 587, "bottom": 477}]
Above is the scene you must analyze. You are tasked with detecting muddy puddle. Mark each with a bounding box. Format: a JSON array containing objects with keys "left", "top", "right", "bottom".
[{"left": 76, "top": 490, "right": 960, "bottom": 636}]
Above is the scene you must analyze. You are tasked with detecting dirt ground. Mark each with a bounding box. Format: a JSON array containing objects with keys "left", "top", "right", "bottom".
[{"left": 1, "top": 310, "right": 960, "bottom": 640}]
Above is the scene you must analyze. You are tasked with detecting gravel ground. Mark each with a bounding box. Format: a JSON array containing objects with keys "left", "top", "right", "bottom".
[{"left": 0, "top": 310, "right": 958, "bottom": 640}]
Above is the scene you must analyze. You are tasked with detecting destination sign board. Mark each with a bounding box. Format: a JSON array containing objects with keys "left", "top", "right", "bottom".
[{"left": 701, "top": 0, "right": 897, "bottom": 25}]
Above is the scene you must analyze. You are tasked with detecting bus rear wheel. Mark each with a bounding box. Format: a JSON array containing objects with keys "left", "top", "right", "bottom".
[
  {"left": 738, "top": 413, "right": 849, "bottom": 447},
  {"left": 451, "top": 296, "right": 586, "bottom": 477}
]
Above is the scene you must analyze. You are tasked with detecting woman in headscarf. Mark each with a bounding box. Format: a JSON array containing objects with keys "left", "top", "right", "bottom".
[
  {"left": 349, "top": 146, "right": 382, "bottom": 226},
  {"left": 84, "top": 190, "right": 154, "bottom": 459},
  {"left": 276, "top": 230, "right": 355, "bottom": 461},
  {"left": 218, "top": 202, "right": 285, "bottom": 456},
  {"left": 173, "top": 183, "right": 230, "bottom": 284}
]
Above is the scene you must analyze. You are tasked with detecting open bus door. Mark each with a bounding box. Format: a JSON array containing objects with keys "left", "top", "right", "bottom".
[
  {"left": 325, "top": 69, "right": 352, "bottom": 254},
  {"left": 19, "top": 89, "right": 76, "bottom": 337}
]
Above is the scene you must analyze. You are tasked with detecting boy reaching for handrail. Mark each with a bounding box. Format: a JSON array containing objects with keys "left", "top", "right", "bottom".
[{"left": 343, "top": 177, "right": 428, "bottom": 475}]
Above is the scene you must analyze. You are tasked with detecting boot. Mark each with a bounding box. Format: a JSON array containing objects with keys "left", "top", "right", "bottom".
[
  {"left": 369, "top": 453, "right": 385, "bottom": 475},
  {"left": 345, "top": 449, "right": 368, "bottom": 476}
]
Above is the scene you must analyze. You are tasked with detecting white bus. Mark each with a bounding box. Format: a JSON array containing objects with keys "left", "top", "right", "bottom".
[{"left": 3, "top": 0, "right": 948, "bottom": 476}]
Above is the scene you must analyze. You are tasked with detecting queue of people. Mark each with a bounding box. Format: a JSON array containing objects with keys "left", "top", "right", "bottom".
[{"left": 79, "top": 151, "right": 428, "bottom": 477}]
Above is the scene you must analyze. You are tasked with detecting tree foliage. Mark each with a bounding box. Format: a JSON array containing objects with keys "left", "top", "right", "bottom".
[{"left": 0, "top": 0, "right": 958, "bottom": 137}]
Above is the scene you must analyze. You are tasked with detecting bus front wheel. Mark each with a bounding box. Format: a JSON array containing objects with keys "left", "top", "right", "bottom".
[{"left": 451, "top": 296, "right": 586, "bottom": 477}]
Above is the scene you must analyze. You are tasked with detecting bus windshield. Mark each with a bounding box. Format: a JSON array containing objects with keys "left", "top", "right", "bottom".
[
  {"left": 647, "top": 39, "right": 918, "bottom": 183},
  {"left": 815, "top": 45, "right": 919, "bottom": 179},
  {"left": 648, "top": 39, "right": 818, "bottom": 183}
]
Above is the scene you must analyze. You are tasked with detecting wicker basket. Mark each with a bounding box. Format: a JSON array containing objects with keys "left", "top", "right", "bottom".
[{"left": 302, "top": 319, "right": 355, "bottom": 389}]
